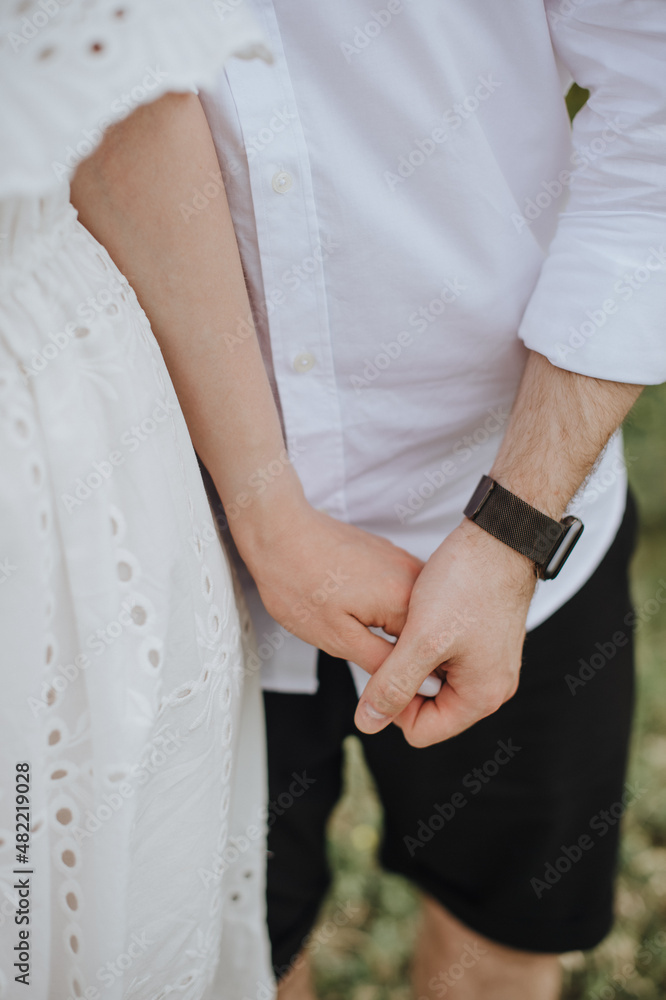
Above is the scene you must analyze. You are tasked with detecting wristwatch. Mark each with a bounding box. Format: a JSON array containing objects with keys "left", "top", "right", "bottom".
[{"left": 463, "top": 475, "right": 584, "bottom": 580}]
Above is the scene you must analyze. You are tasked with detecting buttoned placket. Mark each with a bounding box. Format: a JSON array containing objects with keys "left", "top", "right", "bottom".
[{"left": 224, "top": 6, "right": 348, "bottom": 523}]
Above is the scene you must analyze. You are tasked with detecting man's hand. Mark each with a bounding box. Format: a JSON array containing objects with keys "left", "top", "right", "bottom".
[
  {"left": 237, "top": 498, "right": 424, "bottom": 673},
  {"left": 354, "top": 517, "right": 536, "bottom": 746},
  {"left": 353, "top": 350, "right": 642, "bottom": 748}
]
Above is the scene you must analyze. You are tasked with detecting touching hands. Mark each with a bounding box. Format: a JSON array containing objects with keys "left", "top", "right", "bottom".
[
  {"left": 354, "top": 517, "right": 536, "bottom": 747},
  {"left": 233, "top": 466, "right": 536, "bottom": 747}
]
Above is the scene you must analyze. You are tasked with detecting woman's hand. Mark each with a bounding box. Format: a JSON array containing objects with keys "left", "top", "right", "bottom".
[{"left": 233, "top": 491, "right": 424, "bottom": 672}]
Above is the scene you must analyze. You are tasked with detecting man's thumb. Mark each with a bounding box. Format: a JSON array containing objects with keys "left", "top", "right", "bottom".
[{"left": 354, "top": 632, "right": 436, "bottom": 734}]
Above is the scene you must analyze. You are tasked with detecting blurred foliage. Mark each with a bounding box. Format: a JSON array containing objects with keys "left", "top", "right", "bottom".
[{"left": 566, "top": 84, "right": 590, "bottom": 121}]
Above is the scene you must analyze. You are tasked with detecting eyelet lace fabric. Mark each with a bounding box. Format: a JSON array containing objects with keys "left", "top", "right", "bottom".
[
  {"left": 0, "top": 3, "right": 274, "bottom": 998},
  {"left": 0, "top": 0, "right": 271, "bottom": 197}
]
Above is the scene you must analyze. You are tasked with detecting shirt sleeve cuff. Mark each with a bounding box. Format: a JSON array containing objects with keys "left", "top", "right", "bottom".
[{"left": 518, "top": 212, "right": 666, "bottom": 385}]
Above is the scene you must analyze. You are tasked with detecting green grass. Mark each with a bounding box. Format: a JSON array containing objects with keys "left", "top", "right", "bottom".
[{"left": 309, "top": 384, "right": 666, "bottom": 999}]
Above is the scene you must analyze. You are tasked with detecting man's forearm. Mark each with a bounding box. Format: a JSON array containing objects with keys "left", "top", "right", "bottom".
[{"left": 490, "top": 350, "right": 643, "bottom": 521}]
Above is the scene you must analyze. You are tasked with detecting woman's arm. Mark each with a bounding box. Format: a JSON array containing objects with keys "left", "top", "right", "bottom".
[
  {"left": 71, "top": 93, "right": 421, "bottom": 671},
  {"left": 73, "top": 93, "right": 291, "bottom": 519}
]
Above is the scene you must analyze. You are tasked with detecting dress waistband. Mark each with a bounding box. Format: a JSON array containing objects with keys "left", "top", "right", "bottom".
[{"left": 0, "top": 183, "right": 78, "bottom": 274}]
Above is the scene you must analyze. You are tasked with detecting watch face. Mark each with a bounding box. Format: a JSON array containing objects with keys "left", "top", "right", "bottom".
[
  {"left": 542, "top": 517, "right": 584, "bottom": 579},
  {"left": 464, "top": 475, "right": 495, "bottom": 519}
]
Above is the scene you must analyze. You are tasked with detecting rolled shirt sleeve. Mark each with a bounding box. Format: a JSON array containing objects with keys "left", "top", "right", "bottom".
[{"left": 518, "top": 0, "right": 666, "bottom": 384}]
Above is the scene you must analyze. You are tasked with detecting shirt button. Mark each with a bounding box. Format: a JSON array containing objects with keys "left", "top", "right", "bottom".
[
  {"left": 293, "top": 352, "right": 316, "bottom": 373},
  {"left": 272, "top": 171, "right": 293, "bottom": 194}
]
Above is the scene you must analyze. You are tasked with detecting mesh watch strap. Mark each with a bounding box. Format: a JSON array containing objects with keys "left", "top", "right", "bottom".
[{"left": 464, "top": 476, "right": 566, "bottom": 570}]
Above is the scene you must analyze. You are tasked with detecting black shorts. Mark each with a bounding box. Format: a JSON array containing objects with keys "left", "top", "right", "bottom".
[{"left": 264, "top": 493, "right": 638, "bottom": 974}]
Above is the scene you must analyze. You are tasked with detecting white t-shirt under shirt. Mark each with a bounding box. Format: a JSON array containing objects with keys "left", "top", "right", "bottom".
[{"left": 200, "top": 0, "right": 666, "bottom": 694}]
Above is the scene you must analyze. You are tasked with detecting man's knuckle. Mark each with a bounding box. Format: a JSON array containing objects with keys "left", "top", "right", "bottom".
[
  {"left": 414, "top": 631, "right": 447, "bottom": 665},
  {"left": 385, "top": 576, "right": 411, "bottom": 607},
  {"left": 406, "top": 731, "right": 431, "bottom": 749},
  {"left": 404, "top": 554, "right": 423, "bottom": 577},
  {"left": 373, "top": 675, "right": 412, "bottom": 712},
  {"left": 336, "top": 619, "right": 363, "bottom": 645},
  {"left": 479, "top": 686, "right": 506, "bottom": 717},
  {"left": 505, "top": 675, "right": 520, "bottom": 701}
]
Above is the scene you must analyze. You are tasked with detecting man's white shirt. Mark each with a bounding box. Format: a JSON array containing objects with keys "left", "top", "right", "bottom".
[{"left": 200, "top": 0, "right": 666, "bottom": 694}]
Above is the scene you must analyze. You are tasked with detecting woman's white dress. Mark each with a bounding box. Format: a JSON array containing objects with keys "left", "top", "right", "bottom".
[{"left": 0, "top": 3, "right": 274, "bottom": 998}]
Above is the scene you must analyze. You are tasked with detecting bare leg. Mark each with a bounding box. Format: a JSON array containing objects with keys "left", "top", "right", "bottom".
[
  {"left": 277, "top": 954, "right": 317, "bottom": 1000},
  {"left": 412, "top": 895, "right": 562, "bottom": 1000}
]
